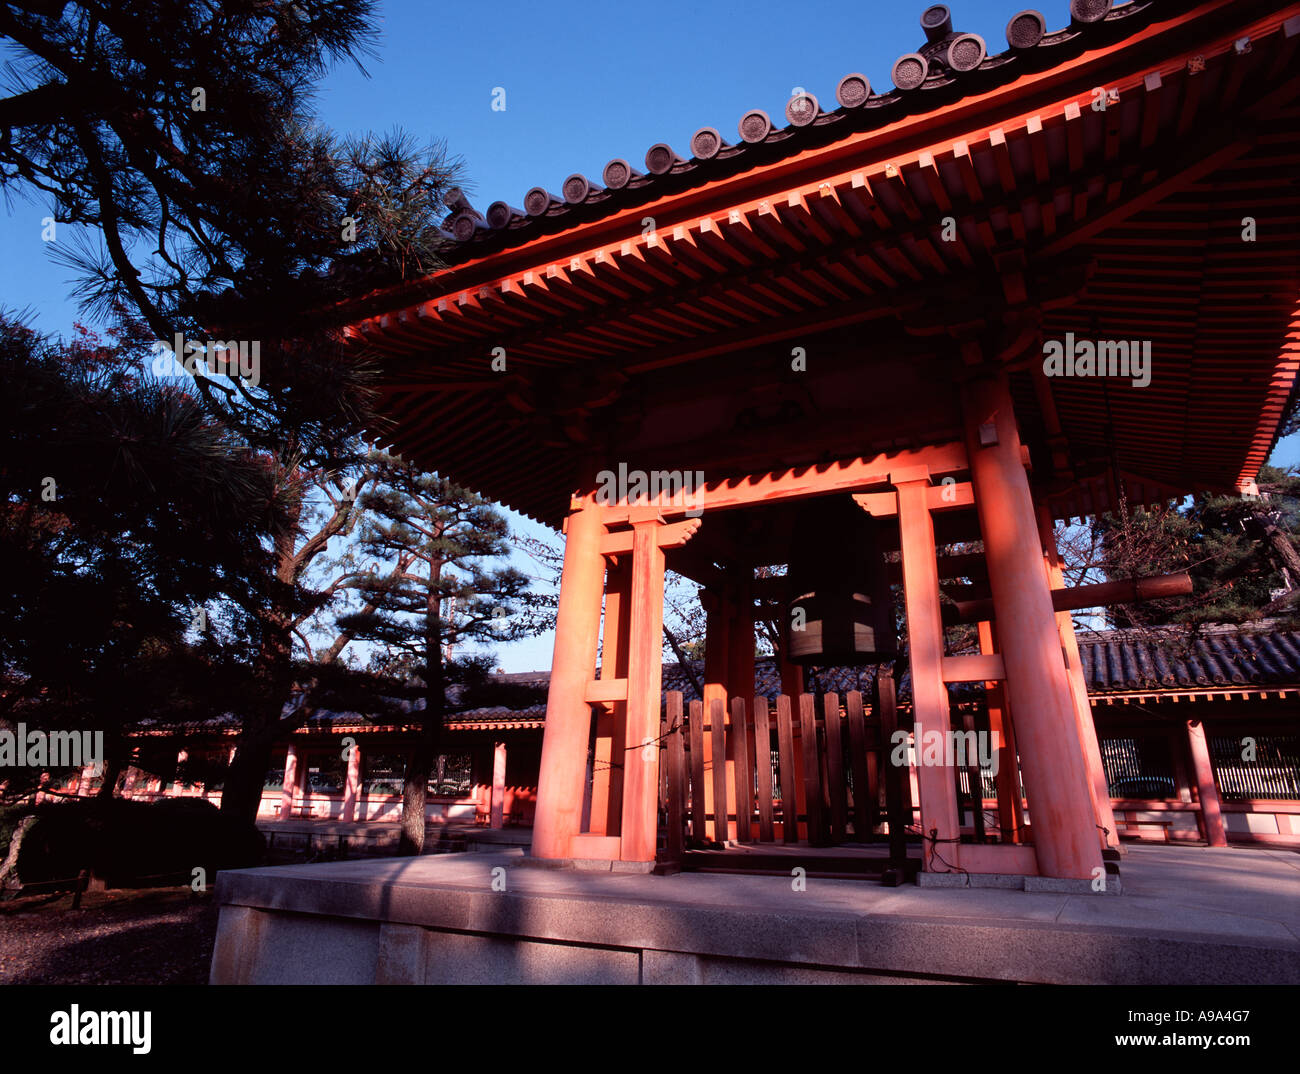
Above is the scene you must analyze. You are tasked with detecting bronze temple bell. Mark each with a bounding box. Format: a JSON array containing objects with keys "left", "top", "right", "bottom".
[{"left": 785, "top": 495, "right": 898, "bottom": 666}]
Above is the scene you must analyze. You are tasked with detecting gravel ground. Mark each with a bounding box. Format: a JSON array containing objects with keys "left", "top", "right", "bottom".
[{"left": 0, "top": 887, "right": 219, "bottom": 985}]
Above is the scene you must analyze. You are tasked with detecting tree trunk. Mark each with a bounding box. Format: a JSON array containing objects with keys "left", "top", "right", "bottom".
[
  {"left": 399, "top": 738, "right": 432, "bottom": 855},
  {"left": 222, "top": 647, "right": 294, "bottom": 827},
  {"left": 221, "top": 724, "right": 278, "bottom": 826},
  {"left": 0, "top": 815, "right": 38, "bottom": 892},
  {"left": 663, "top": 624, "right": 703, "bottom": 698},
  {"left": 95, "top": 752, "right": 122, "bottom": 799},
  {"left": 398, "top": 545, "right": 445, "bottom": 856},
  {"left": 398, "top": 707, "right": 445, "bottom": 856},
  {"left": 1257, "top": 505, "right": 1300, "bottom": 613},
  {"left": 222, "top": 496, "right": 299, "bottom": 827},
  {"left": 221, "top": 625, "right": 294, "bottom": 826}
]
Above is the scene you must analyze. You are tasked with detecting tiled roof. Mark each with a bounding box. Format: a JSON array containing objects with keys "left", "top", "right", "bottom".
[
  {"left": 348, "top": 0, "right": 1300, "bottom": 531},
  {"left": 127, "top": 626, "right": 1300, "bottom": 736},
  {"left": 1076, "top": 626, "right": 1300, "bottom": 693},
  {"left": 436, "top": 2, "right": 1164, "bottom": 258},
  {"left": 130, "top": 692, "right": 548, "bottom": 736},
  {"left": 655, "top": 624, "right": 1300, "bottom": 700}
]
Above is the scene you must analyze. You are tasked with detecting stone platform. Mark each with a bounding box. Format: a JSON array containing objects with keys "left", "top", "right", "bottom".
[
  {"left": 210, "top": 844, "right": 1300, "bottom": 985},
  {"left": 256, "top": 818, "right": 533, "bottom": 861}
]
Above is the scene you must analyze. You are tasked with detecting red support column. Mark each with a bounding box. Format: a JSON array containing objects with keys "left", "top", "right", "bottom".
[
  {"left": 978, "top": 620, "right": 1025, "bottom": 843},
  {"left": 726, "top": 569, "right": 755, "bottom": 842},
  {"left": 296, "top": 752, "right": 311, "bottom": 818},
  {"left": 892, "top": 478, "right": 961, "bottom": 868},
  {"left": 772, "top": 594, "right": 811, "bottom": 839},
  {"left": 533, "top": 492, "right": 607, "bottom": 860},
  {"left": 701, "top": 588, "right": 731, "bottom": 838},
  {"left": 620, "top": 512, "right": 667, "bottom": 861},
  {"left": 490, "top": 740, "right": 507, "bottom": 830},
  {"left": 962, "top": 373, "right": 1103, "bottom": 880},
  {"left": 1171, "top": 731, "right": 1195, "bottom": 804},
  {"left": 777, "top": 652, "right": 807, "bottom": 840},
  {"left": 778, "top": 656, "right": 803, "bottom": 698},
  {"left": 726, "top": 573, "right": 755, "bottom": 711},
  {"left": 341, "top": 741, "right": 362, "bottom": 823},
  {"left": 907, "top": 764, "right": 921, "bottom": 829},
  {"left": 1186, "top": 719, "right": 1228, "bottom": 847},
  {"left": 279, "top": 745, "right": 298, "bottom": 819},
  {"left": 589, "top": 559, "right": 630, "bottom": 836},
  {"left": 1036, "top": 504, "right": 1120, "bottom": 852}
]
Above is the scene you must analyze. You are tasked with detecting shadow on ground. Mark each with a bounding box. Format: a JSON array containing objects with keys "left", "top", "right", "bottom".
[{"left": 0, "top": 887, "right": 219, "bottom": 985}]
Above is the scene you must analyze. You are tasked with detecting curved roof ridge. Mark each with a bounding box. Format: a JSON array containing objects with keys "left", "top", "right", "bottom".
[{"left": 436, "top": 2, "right": 1166, "bottom": 262}]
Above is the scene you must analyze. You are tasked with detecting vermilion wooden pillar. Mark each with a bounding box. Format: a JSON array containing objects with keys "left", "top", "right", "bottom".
[
  {"left": 978, "top": 620, "right": 1024, "bottom": 843},
  {"left": 778, "top": 654, "right": 803, "bottom": 697},
  {"left": 1171, "top": 732, "right": 1195, "bottom": 804},
  {"left": 1036, "top": 503, "right": 1120, "bottom": 851},
  {"left": 295, "top": 750, "right": 310, "bottom": 816},
  {"left": 341, "top": 741, "right": 362, "bottom": 823},
  {"left": 701, "top": 588, "right": 730, "bottom": 837},
  {"left": 892, "top": 479, "right": 961, "bottom": 867},
  {"left": 962, "top": 372, "right": 1103, "bottom": 880},
  {"left": 702, "top": 589, "right": 731, "bottom": 707},
  {"left": 533, "top": 492, "right": 607, "bottom": 860},
  {"left": 726, "top": 574, "right": 755, "bottom": 709},
  {"left": 726, "top": 569, "right": 755, "bottom": 841},
  {"left": 620, "top": 512, "right": 667, "bottom": 861},
  {"left": 777, "top": 640, "right": 806, "bottom": 840},
  {"left": 490, "top": 740, "right": 508, "bottom": 829},
  {"left": 589, "top": 559, "right": 631, "bottom": 836},
  {"left": 1186, "top": 719, "right": 1228, "bottom": 847},
  {"left": 280, "top": 744, "right": 299, "bottom": 820}
]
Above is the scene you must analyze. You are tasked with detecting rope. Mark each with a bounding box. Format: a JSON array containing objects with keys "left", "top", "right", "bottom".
[
  {"left": 911, "top": 825, "right": 970, "bottom": 882},
  {"left": 589, "top": 715, "right": 685, "bottom": 774}
]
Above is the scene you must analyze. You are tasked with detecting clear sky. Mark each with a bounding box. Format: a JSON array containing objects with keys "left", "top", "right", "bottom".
[{"left": 3, "top": 0, "right": 1296, "bottom": 671}]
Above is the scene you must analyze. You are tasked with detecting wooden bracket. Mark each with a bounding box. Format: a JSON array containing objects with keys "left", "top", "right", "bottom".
[
  {"left": 585, "top": 679, "right": 629, "bottom": 704},
  {"left": 600, "top": 517, "right": 702, "bottom": 556},
  {"left": 854, "top": 481, "right": 974, "bottom": 516},
  {"left": 942, "top": 654, "right": 1006, "bottom": 683}
]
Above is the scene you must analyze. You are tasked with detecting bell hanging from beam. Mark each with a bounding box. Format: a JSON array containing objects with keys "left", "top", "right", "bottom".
[{"left": 785, "top": 494, "right": 897, "bottom": 666}]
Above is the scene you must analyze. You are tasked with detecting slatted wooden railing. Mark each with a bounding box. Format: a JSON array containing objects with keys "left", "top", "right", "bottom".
[{"left": 660, "top": 686, "right": 908, "bottom": 853}]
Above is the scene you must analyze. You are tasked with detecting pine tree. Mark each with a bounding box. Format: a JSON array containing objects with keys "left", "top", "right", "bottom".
[
  {"left": 3, "top": 1, "right": 471, "bottom": 824},
  {"left": 1088, "top": 464, "right": 1300, "bottom": 628},
  {"left": 0, "top": 314, "right": 276, "bottom": 801},
  {"left": 337, "top": 453, "right": 542, "bottom": 854}
]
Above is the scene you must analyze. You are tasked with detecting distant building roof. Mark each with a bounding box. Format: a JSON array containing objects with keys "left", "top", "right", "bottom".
[
  {"left": 1076, "top": 625, "right": 1300, "bottom": 694},
  {"left": 129, "top": 625, "right": 1300, "bottom": 737}
]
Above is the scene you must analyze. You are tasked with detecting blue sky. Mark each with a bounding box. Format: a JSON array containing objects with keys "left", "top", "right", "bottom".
[{"left": 2, "top": 0, "right": 1296, "bottom": 670}]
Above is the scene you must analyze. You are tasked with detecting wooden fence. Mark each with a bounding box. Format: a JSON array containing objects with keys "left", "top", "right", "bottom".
[{"left": 659, "top": 674, "right": 912, "bottom": 861}]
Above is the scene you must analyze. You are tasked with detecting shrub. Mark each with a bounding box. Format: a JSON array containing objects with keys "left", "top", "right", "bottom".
[{"left": 15, "top": 797, "right": 264, "bottom": 890}]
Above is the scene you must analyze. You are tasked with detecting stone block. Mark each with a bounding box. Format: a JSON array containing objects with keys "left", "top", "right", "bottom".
[
  {"left": 1024, "top": 875, "right": 1120, "bottom": 895},
  {"left": 242, "top": 912, "right": 379, "bottom": 985},
  {"left": 375, "top": 923, "right": 427, "bottom": 984},
  {"left": 641, "top": 948, "right": 702, "bottom": 984},
  {"left": 916, "top": 871, "right": 1024, "bottom": 890},
  {"left": 209, "top": 906, "right": 264, "bottom": 985},
  {"left": 423, "top": 930, "right": 639, "bottom": 985}
]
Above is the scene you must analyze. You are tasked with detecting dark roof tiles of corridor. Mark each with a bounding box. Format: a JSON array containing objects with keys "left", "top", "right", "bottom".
[
  {"left": 665, "top": 624, "right": 1300, "bottom": 701},
  {"left": 131, "top": 624, "right": 1300, "bottom": 734}
]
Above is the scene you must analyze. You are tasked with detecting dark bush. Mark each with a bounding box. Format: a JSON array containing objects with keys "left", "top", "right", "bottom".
[{"left": 15, "top": 797, "right": 265, "bottom": 890}]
